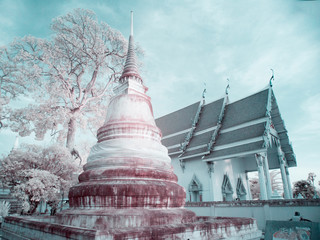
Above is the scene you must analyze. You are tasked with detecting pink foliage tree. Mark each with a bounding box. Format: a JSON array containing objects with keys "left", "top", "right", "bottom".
[
  {"left": 0, "top": 144, "right": 81, "bottom": 214},
  {"left": 0, "top": 47, "right": 28, "bottom": 129},
  {"left": 249, "top": 170, "right": 283, "bottom": 199},
  {"left": 6, "top": 9, "right": 129, "bottom": 154}
]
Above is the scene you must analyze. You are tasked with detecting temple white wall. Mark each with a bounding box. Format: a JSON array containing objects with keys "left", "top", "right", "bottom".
[
  {"left": 171, "top": 157, "right": 251, "bottom": 202},
  {"left": 186, "top": 199, "right": 320, "bottom": 231}
]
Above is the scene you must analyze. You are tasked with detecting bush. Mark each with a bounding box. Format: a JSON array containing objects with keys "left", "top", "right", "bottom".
[{"left": 0, "top": 200, "right": 11, "bottom": 222}]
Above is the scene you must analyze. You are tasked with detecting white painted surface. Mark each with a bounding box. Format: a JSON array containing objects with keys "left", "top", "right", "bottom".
[
  {"left": 172, "top": 157, "right": 250, "bottom": 202},
  {"left": 187, "top": 201, "right": 320, "bottom": 231}
]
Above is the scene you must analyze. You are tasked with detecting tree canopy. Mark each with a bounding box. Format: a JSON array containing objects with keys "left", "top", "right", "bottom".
[
  {"left": 292, "top": 173, "right": 319, "bottom": 199},
  {"left": 2, "top": 9, "right": 129, "bottom": 153},
  {"left": 292, "top": 180, "right": 316, "bottom": 199},
  {"left": 0, "top": 144, "right": 81, "bottom": 214}
]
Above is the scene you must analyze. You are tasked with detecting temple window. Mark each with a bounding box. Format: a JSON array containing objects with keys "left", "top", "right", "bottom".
[{"left": 222, "top": 174, "right": 234, "bottom": 201}]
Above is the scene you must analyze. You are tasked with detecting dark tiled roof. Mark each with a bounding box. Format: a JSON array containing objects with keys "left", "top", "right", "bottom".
[
  {"left": 194, "top": 98, "right": 224, "bottom": 132},
  {"left": 222, "top": 89, "right": 268, "bottom": 128},
  {"left": 168, "top": 146, "right": 181, "bottom": 155},
  {"left": 180, "top": 146, "right": 208, "bottom": 159},
  {"left": 156, "top": 87, "right": 296, "bottom": 167},
  {"left": 187, "top": 130, "right": 214, "bottom": 148},
  {"left": 215, "top": 122, "right": 266, "bottom": 147},
  {"left": 162, "top": 132, "right": 186, "bottom": 148},
  {"left": 270, "top": 91, "right": 296, "bottom": 167},
  {"left": 206, "top": 140, "right": 265, "bottom": 159},
  {"left": 155, "top": 101, "right": 200, "bottom": 136}
]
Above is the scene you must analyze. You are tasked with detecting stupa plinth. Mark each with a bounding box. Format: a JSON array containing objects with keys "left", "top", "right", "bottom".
[{"left": 2, "top": 12, "right": 262, "bottom": 240}]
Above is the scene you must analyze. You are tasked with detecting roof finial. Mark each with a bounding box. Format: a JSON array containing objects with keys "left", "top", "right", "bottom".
[
  {"left": 130, "top": 11, "right": 133, "bottom": 36},
  {"left": 269, "top": 69, "right": 274, "bottom": 87},
  {"left": 225, "top": 78, "right": 230, "bottom": 95},
  {"left": 202, "top": 82, "right": 207, "bottom": 99}
]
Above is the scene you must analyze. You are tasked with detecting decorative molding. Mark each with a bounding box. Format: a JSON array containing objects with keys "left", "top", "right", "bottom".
[
  {"left": 179, "top": 159, "right": 186, "bottom": 172},
  {"left": 222, "top": 174, "right": 234, "bottom": 200},
  {"left": 169, "top": 150, "right": 183, "bottom": 156},
  {"left": 179, "top": 100, "right": 205, "bottom": 152},
  {"left": 203, "top": 148, "right": 267, "bottom": 162},
  {"left": 182, "top": 143, "right": 207, "bottom": 152},
  {"left": 179, "top": 151, "right": 209, "bottom": 160},
  {"left": 255, "top": 153, "right": 263, "bottom": 167},
  {"left": 276, "top": 139, "right": 286, "bottom": 165},
  {"left": 188, "top": 174, "right": 203, "bottom": 192},
  {"left": 236, "top": 177, "right": 247, "bottom": 197},
  {"left": 206, "top": 161, "right": 215, "bottom": 177},
  {"left": 285, "top": 166, "right": 290, "bottom": 175},
  {"left": 262, "top": 83, "right": 278, "bottom": 149},
  {"left": 179, "top": 136, "right": 264, "bottom": 160},
  {"left": 214, "top": 136, "right": 264, "bottom": 151},
  {"left": 162, "top": 128, "right": 191, "bottom": 140},
  {"left": 164, "top": 117, "right": 267, "bottom": 149},
  {"left": 167, "top": 144, "right": 181, "bottom": 150},
  {"left": 220, "top": 117, "right": 268, "bottom": 134},
  {"left": 206, "top": 94, "right": 228, "bottom": 153}
]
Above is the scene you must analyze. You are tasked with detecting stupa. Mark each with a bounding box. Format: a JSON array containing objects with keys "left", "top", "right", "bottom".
[{"left": 2, "top": 12, "right": 262, "bottom": 239}]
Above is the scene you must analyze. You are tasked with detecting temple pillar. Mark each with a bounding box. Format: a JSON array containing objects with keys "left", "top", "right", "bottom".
[
  {"left": 285, "top": 166, "right": 293, "bottom": 199},
  {"left": 277, "top": 145, "right": 290, "bottom": 199},
  {"left": 262, "top": 154, "right": 272, "bottom": 199},
  {"left": 255, "top": 154, "right": 268, "bottom": 200},
  {"left": 207, "top": 161, "right": 215, "bottom": 201},
  {"left": 245, "top": 171, "right": 252, "bottom": 200}
]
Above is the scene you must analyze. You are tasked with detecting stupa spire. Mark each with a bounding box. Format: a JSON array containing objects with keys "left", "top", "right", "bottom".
[
  {"left": 120, "top": 11, "right": 142, "bottom": 82},
  {"left": 130, "top": 11, "right": 133, "bottom": 36}
]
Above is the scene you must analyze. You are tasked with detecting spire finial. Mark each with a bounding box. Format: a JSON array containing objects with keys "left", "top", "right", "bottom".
[
  {"left": 119, "top": 11, "right": 142, "bottom": 83},
  {"left": 202, "top": 82, "right": 207, "bottom": 99},
  {"left": 225, "top": 78, "right": 230, "bottom": 95},
  {"left": 269, "top": 69, "right": 274, "bottom": 87},
  {"left": 130, "top": 11, "right": 133, "bottom": 36}
]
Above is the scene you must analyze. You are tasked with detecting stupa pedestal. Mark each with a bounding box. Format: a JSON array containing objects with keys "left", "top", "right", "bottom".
[{"left": 2, "top": 12, "right": 262, "bottom": 240}]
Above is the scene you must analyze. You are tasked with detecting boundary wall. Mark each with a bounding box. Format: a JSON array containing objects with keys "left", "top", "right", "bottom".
[{"left": 186, "top": 199, "right": 320, "bottom": 231}]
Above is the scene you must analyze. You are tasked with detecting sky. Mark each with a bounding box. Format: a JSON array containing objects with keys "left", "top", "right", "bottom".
[{"left": 0, "top": 0, "right": 319, "bottom": 186}]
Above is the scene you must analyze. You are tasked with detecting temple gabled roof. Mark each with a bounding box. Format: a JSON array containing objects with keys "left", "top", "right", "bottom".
[{"left": 155, "top": 86, "right": 296, "bottom": 171}]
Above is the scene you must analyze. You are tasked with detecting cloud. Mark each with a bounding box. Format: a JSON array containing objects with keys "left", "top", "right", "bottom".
[
  {"left": 0, "top": 0, "right": 319, "bottom": 184},
  {"left": 294, "top": 94, "right": 320, "bottom": 137}
]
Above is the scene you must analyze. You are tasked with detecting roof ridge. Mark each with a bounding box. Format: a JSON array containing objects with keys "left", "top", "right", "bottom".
[{"left": 227, "top": 86, "right": 270, "bottom": 105}]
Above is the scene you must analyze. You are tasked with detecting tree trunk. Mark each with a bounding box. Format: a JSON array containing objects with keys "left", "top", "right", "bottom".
[
  {"left": 29, "top": 201, "right": 39, "bottom": 215},
  {"left": 66, "top": 116, "right": 76, "bottom": 150}
]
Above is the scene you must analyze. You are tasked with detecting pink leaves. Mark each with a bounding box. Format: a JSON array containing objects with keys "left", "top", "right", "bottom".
[
  {"left": 3, "top": 9, "right": 130, "bottom": 149},
  {"left": 0, "top": 144, "right": 81, "bottom": 212}
]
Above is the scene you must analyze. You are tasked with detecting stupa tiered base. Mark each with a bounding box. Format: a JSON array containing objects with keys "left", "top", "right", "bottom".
[{"left": 2, "top": 215, "right": 261, "bottom": 240}]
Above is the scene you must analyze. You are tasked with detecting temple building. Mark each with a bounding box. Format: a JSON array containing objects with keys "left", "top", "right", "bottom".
[{"left": 155, "top": 81, "right": 296, "bottom": 202}]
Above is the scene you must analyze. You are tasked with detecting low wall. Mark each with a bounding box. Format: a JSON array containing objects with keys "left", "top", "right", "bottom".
[{"left": 185, "top": 199, "right": 320, "bottom": 231}]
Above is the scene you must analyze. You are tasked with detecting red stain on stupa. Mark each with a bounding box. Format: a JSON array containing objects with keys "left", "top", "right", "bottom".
[{"left": 56, "top": 11, "right": 197, "bottom": 231}]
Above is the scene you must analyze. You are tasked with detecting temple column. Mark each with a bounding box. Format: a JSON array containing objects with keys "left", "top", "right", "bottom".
[
  {"left": 207, "top": 161, "right": 215, "bottom": 201},
  {"left": 245, "top": 171, "right": 252, "bottom": 200},
  {"left": 255, "top": 154, "right": 268, "bottom": 200},
  {"left": 277, "top": 144, "right": 290, "bottom": 199},
  {"left": 262, "top": 154, "right": 272, "bottom": 199},
  {"left": 285, "top": 166, "right": 293, "bottom": 199}
]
